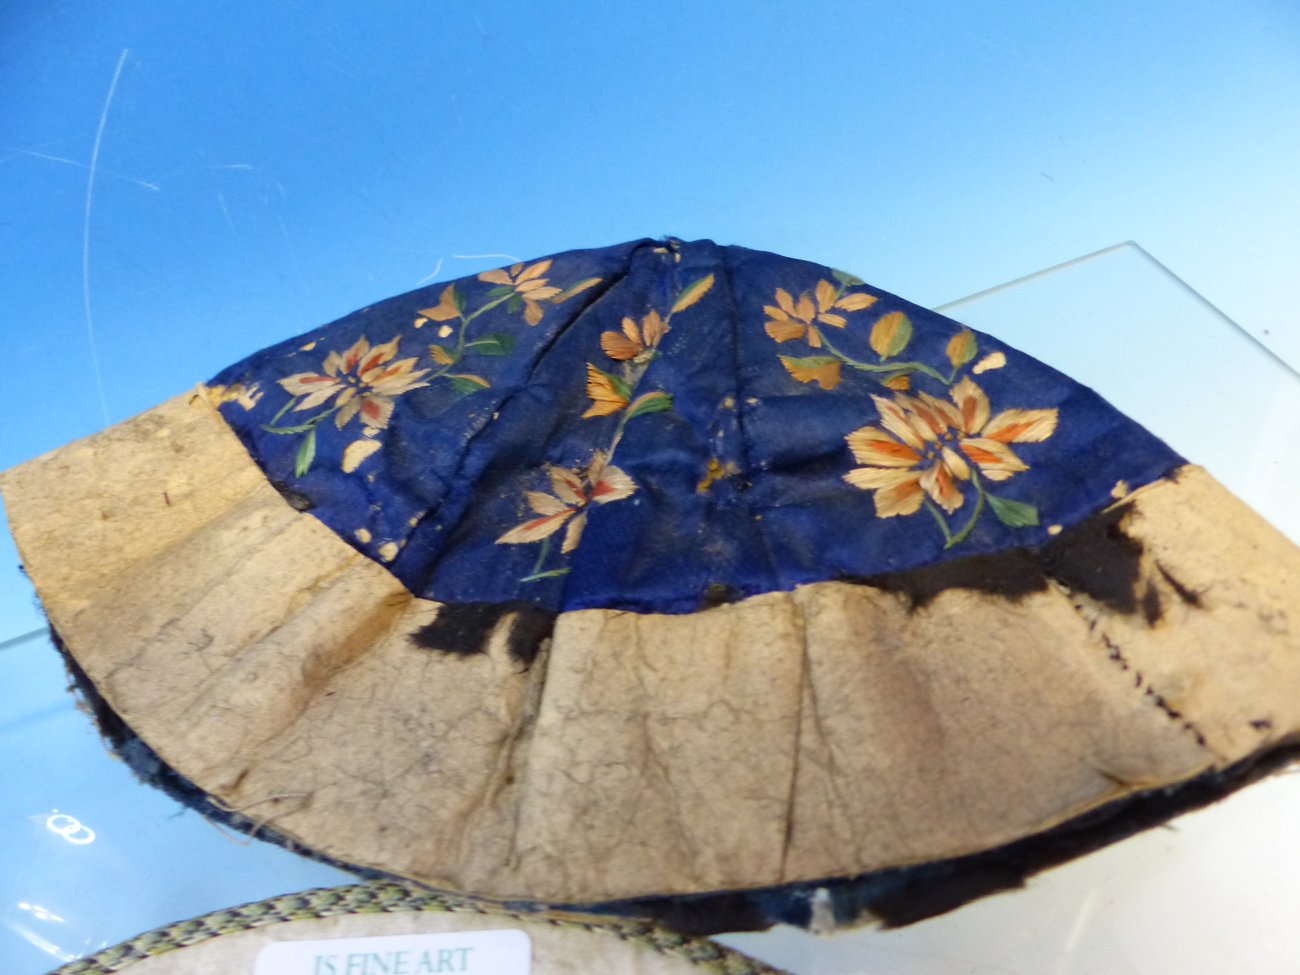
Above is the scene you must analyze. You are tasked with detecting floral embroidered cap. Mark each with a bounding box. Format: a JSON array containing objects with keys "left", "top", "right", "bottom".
[
  {"left": 7, "top": 237, "right": 1300, "bottom": 936},
  {"left": 208, "top": 237, "right": 1181, "bottom": 614}
]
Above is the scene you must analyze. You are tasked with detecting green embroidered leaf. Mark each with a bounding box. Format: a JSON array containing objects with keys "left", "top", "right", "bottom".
[
  {"left": 832, "top": 269, "right": 865, "bottom": 288},
  {"left": 987, "top": 494, "right": 1039, "bottom": 528},
  {"left": 626, "top": 391, "right": 674, "bottom": 419},
  {"left": 945, "top": 328, "right": 978, "bottom": 370},
  {"left": 606, "top": 370, "right": 635, "bottom": 401},
  {"left": 467, "top": 332, "right": 516, "bottom": 356},
  {"left": 870, "top": 311, "right": 912, "bottom": 360},
  {"left": 551, "top": 277, "right": 602, "bottom": 304},
  {"left": 486, "top": 285, "right": 514, "bottom": 298},
  {"left": 507, "top": 294, "right": 523, "bottom": 314},
  {"left": 448, "top": 374, "right": 491, "bottom": 394},
  {"left": 670, "top": 274, "right": 715, "bottom": 313},
  {"left": 294, "top": 427, "right": 317, "bottom": 477},
  {"left": 453, "top": 287, "right": 467, "bottom": 314}
]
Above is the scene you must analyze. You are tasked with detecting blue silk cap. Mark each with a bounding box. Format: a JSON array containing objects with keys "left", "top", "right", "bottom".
[{"left": 209, "top": 238, "right": 1182, "bottom": 615}]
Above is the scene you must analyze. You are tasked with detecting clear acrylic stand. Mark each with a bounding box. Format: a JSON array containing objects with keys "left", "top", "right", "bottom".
[{"left": 931, "top": 241, "right": 1300, "bottom": 545}]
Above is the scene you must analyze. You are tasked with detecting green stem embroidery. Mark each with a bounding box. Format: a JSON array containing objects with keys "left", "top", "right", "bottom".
[
  {"left": 260, "top": 400, "right": 343, "bottom": 435},
  {"left": 922, "top": 471, "right": 989, "bottom": 549},
  {"left": 924, "top": 498, "right": 953, "bottom": 546},
  {"left": 520, "top": 333, "right": 657, "bottom": 582},
  {"left": 530, "top": 535, "right": 551, "bottom": 576},
  {"left": 815, "top": 330, "right": 948, "bottom": 384},
  {"left": 517, "top": 266, "right": 703, "bottom": 584},
  {"left": 463, "top": 292, "right": 513, "bottom": 326},
  {"left": 428, "top": 293, "right": 514, "bottom": 380},
  {"left": 609, "top": 409, "right": 634, "bottom": 457},
  {"left": 605, "top": 313, "right": 679, "bottom": 460},
  {"left": 520, "top": 534, "right": 572, "bottom": 582},
  {"left": 947, "top": 472, "right": 987, "bottom": 548},
  {"left": 267, "top": 395, "right": 300, "bottom": 427},
  {"left": 260, "top": 401, "right": 347, "bottom": 477}
]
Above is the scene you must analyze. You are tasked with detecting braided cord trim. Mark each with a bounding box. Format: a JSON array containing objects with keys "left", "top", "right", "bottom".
[{"left": 50, "top": 882, "right": 788, "bottom": 975}]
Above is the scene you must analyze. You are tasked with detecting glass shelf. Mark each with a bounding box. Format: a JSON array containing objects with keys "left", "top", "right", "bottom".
[{"left": 932, "top": 241, "right": 1300, "bottom": 546}]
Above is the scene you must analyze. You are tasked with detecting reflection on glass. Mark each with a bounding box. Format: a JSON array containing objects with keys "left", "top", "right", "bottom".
[
  {"left": 2, "top": 919, "right": 78, "bottom": 963},
  {"left": 16, "top": 902, "right": 65, "bottom": 923},
  {"left": 44, "top": 813, "right": 96, "bottom": 846},
  {"left": 934, "top": 241, "right": 1300, "bottom": 543}
]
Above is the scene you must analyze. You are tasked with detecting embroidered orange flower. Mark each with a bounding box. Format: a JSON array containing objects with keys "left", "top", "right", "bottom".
[
  {"left": 418, "top": 284, "right": 461, "bottom": 323},
  {"left": 278, "top": 336, "right": 430, "bottom": 431},
  {"left": 843, "top": 378, "right": 1057, "bottom": 517},
  {"left": 478, "top": 260, "right": 562, "bottom": 325},
  {"left": 601, "top": 310, "right": 670, "bottom": 362},
  {"left": 764, "top": 281, "right": 877, "bottom": 347},
  {"left": 582, "top": 365, "right": 674, "bottom": 420},
  {"left": 496, "top": 451, "right": 637, "bottom": 553},
  {"left": 778, "top": 356, "right": 842, "bottom": 390},
  {"left": 583, "top": 363, "right": 631, "bottom": 417}
]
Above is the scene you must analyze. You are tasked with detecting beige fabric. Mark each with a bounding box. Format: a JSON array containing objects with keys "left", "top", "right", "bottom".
[{"left": 5, "top": 392, "right": 1300, "bottom": 905}]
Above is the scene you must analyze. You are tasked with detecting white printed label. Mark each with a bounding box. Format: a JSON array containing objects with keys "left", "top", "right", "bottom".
[{"left": 254, "top": 928, "right": 531, "bottom": 975}]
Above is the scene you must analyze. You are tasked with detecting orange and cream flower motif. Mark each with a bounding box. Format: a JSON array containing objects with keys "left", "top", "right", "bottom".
[
  {"left": 843, "top": 377, "right": 1058, "bottom": 517},
  {"left": 496, "top": 451, "right": 637, "bottom": 553},
  {"left": 278, "top": 336, "right": 431, "bottom": 431},
  {"left": 478, "top": 260, "right": 562, "bottom": 325},
  {"left": 764, "top": 281, "right": 877, "bottom": 347},
  {"left": 600, "top": 310, "right": 670, "bottom": 362}
]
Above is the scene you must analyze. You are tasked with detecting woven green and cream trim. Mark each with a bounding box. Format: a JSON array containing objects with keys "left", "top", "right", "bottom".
[{"left": 49, "top": 881, "right": 787, "bottom": 975}]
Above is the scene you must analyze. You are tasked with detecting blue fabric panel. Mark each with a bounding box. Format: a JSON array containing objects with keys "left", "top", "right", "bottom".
[{"left": 210, "top": 238, "right": 1183, "bottom": 614}]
